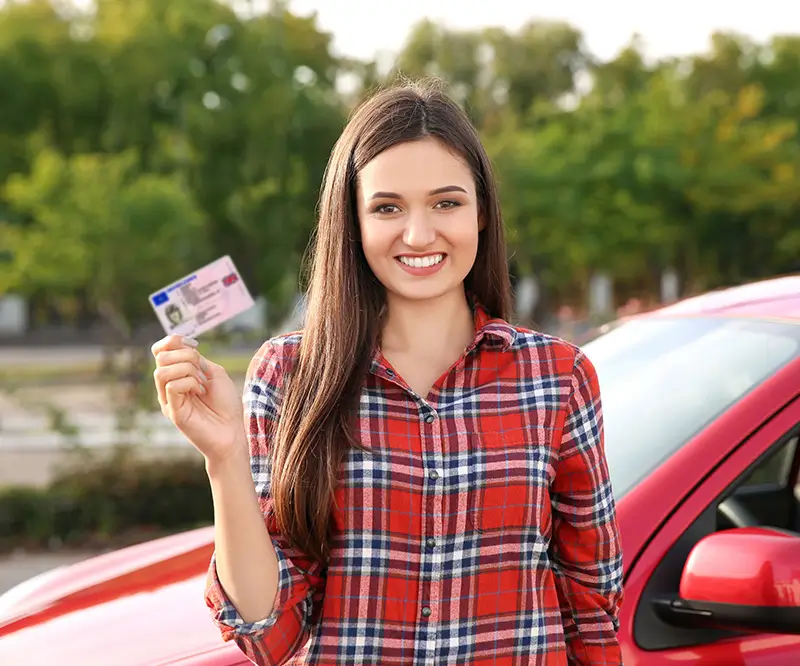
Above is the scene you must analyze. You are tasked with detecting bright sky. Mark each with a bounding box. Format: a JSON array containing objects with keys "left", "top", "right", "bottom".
[{"left": 288, "top": 0, "right": 800, "bottom": 63}]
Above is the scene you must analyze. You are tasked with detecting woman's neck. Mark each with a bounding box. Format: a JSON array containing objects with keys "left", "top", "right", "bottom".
[{"left": 381, "top": 288, "right": 475, "bottom": 357}]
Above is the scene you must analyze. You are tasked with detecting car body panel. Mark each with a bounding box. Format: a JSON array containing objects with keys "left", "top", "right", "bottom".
[
  {"left": 652, "top": 275, "right": 800, "bottom": 321},
  {"left": 0, "top": 576, "right": 245, "bottom": 666},
  {"left": 0, "top": 529, "right": 249, "bottom": 665}
]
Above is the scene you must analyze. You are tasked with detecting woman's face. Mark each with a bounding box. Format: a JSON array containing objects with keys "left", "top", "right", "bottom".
[{"left": 356, "top": 137, "right": 481, "bottom": 304}]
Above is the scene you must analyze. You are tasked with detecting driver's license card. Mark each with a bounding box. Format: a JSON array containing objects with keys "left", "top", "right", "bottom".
[{"left": 149, "top": 256, "right": 255, "bottom": 337}]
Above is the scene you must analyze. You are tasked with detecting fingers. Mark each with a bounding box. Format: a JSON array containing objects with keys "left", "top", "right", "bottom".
[
  {"left": 151, "top": 334, "right": 198, "bottom": 357},
  {"left": 155, "top": 347, "right": 208, "bottom": 372},
  {"left": 164, "top": 376, "right": 206, "bottom": 415},
  {"left": 153, "top": 361, "right": 208, "bottom": 408},
  {"left": 151, "top": 337, "right": 209, "bottom": 411}
]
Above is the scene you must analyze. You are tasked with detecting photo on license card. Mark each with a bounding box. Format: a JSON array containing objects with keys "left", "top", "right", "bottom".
[{"left": 148, "top": 255, "right": 255, "bottom": 337}]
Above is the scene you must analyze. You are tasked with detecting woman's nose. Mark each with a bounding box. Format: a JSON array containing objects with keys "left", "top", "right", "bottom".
[{"left": 403, "top": 211, "right": 436, "bottom": 248}]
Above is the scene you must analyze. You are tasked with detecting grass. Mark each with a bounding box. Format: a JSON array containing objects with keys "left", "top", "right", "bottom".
[
  {"left": 203, "top": 351, "right": 253, "bottom": 376},
  {"left": 0, "top": 363, "right": 103, "bottom": 384}
]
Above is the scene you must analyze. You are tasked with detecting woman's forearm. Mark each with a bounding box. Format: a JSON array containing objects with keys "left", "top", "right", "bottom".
[{"left": 207, "top": 440, "right": 281, "bottom": 624}]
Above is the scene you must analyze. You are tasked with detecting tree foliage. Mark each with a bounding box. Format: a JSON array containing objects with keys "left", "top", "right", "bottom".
[{"left": 1, "top": 2, "right": 798, "bottom": 326}]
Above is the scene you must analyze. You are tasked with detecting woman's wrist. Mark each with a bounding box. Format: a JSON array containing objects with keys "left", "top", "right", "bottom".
[{"left": 204, "top": 434, "right": 250, "bottom": 481}]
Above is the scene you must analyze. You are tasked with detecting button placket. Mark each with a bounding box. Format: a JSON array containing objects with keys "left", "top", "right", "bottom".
[{"left": 419, "top": 406, "right": 442, "bottom": 660}]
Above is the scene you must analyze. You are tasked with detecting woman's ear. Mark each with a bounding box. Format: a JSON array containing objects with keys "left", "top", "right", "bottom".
[{"left": 478, "top": 214, "right": 486, "bottom": 231}]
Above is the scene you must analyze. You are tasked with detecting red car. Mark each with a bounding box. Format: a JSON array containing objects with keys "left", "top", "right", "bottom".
[{"left": 1, "top": 275, "right": 799, "bottom": 665}]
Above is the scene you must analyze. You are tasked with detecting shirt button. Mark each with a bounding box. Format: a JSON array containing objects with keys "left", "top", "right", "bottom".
[
  {"left": 386, "top": 368, "right": 395, "bottom": 377},
  {"left": 426, "top": 537, "right": 436, "bottom": 549},
  {"left": 424, "top": 414, "right": 435, "bottom": 423},
  {"left": 429, "top": 470, "right": 439, "bottom": 480},
  {"left": 421, "top": 606, "right": 432, "bottom": 618}
]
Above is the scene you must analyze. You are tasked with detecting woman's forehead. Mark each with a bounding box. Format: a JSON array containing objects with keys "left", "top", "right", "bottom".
[{"left": 358, "top": 139, "right": 474, "bottom": 198}]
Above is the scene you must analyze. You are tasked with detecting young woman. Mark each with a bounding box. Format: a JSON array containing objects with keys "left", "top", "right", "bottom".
[{"left": 152, "top": 81, "right": 623, "bottom": 665}]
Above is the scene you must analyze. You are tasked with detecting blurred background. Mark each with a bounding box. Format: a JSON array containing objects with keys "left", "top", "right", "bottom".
[{"left": 1, "top": 0, "right": 799, "bottom": 591}]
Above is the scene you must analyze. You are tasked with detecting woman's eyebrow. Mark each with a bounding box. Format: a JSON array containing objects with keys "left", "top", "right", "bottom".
[{"left": 368, "top": 185, "right": 468, "bottom": 200}]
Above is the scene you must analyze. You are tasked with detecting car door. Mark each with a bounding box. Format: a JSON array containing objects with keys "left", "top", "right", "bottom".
[{"left": 622, "top": 397, "right": 800, "bottom": 666}]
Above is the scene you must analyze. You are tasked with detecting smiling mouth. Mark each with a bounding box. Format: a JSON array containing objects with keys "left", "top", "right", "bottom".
[{"left": 396, "top": 253, "right": 445, "bottom": 268}]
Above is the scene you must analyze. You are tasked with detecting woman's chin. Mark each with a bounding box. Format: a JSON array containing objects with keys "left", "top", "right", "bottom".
[{"left": 385, "top": 280, "right": 465, "bottom": 303}]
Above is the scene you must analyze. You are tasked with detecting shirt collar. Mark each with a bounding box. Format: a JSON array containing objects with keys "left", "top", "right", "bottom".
[{"left": 471, "top": 301, "right": 517, "bottom": 352}]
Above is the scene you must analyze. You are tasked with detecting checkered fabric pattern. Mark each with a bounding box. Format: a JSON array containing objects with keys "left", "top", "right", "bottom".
[{"left": 205, "top": 304, "right": 623, "bottom": 665}]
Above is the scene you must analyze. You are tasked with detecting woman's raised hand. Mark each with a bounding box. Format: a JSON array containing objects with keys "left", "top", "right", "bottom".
[{"left": 152, "top": 335, "right": 246, "bottom": 464}]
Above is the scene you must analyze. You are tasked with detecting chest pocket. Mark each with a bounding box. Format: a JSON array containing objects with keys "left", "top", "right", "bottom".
[{"left": 467, "top": 430, "right": 554, "bottom": 534}]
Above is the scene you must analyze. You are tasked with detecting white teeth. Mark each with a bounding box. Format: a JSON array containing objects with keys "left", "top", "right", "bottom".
[{"left": 398, "top": 254, "right": 444, "bottom": 268}]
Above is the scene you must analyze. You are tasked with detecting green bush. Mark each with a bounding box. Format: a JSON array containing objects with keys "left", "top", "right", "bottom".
[
  {"left": 0, "top": 487, "right": 57, "bottom": 545},
  {"left": 0, "top": 446, "right": 213, "bottom": 551}
]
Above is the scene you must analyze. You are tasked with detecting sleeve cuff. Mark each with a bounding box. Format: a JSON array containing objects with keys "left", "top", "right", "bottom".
[{"left": 208, "top": 545, "right": 295, "bottom": 636}]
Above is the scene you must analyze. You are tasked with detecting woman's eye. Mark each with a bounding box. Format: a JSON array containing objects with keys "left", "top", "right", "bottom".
[
  {"left": 373, "top": 204, "right": 400, "bottom": 214},
  {"left": 435, "top": 200, "right": 461, "bottom": 210}
]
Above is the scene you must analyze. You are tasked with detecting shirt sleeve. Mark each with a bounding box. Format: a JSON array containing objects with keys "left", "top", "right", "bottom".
[
  {"left": 204, "top": 339, "right": 327, "bottom": 666},
  {"left": 550, "top": 347, "right": 624, "bottom": 665}
]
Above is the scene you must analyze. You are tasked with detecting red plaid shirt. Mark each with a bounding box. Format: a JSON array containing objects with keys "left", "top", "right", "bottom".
[{"left": 206, "top": 305, "right": 623, "bottom": 665}]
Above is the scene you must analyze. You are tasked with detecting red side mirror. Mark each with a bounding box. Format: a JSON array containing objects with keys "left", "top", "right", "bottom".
[{"left": 677, "top": 527, "right": 800, "bottom": 634}]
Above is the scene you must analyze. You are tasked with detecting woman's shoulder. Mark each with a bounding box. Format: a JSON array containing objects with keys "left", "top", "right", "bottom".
[
  {"left": 245, "top": 330, "right": 304, "bottom": 385},
  {"left": 508, "top": 325, "right": 595, "bottom": 379},
  {"left": 510, "top": 324, "right": 580, "bottom": 355}
]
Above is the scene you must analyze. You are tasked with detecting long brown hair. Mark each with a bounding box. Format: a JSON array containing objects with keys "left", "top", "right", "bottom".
[{"left": 270, "top": 79, "right": 513, "bottom": 563}]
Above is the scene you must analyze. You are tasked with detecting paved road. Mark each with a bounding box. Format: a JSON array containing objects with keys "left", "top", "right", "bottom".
[
  {"left": 0, "top": 346, "right": 109, "bottom": 368},
  {"left": 0, "top": 551, "right": 94, "bottom": 595}
]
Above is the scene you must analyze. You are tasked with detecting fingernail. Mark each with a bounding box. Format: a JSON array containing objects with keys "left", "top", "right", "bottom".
[
  {"left": 199, "top": 357, "right": 209, "bottom": 373},
  {"left": 199, "top": 371, "right": 209, "bottom": 383},
  {"left": 182, "top": 336, "right": 199, "bottom": 347}
]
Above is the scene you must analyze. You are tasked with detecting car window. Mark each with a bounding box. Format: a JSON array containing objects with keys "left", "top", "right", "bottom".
[
  {"left": 582, "top": 317, "right": 800, "bottom": 498},
  {"left": 741, "top": 435, "right": 798, "bottom": 488}
]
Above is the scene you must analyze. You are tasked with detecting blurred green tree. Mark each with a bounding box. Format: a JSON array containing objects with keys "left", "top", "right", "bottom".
[
  {"left": 0, "top": 2, "right": 798, "bottom": 329},
  {"left": 0, "top": 0, "right": 347, "bottom": 321},
  {"left": 1, "top": 148, "right": 206, "bottom": 340}
]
